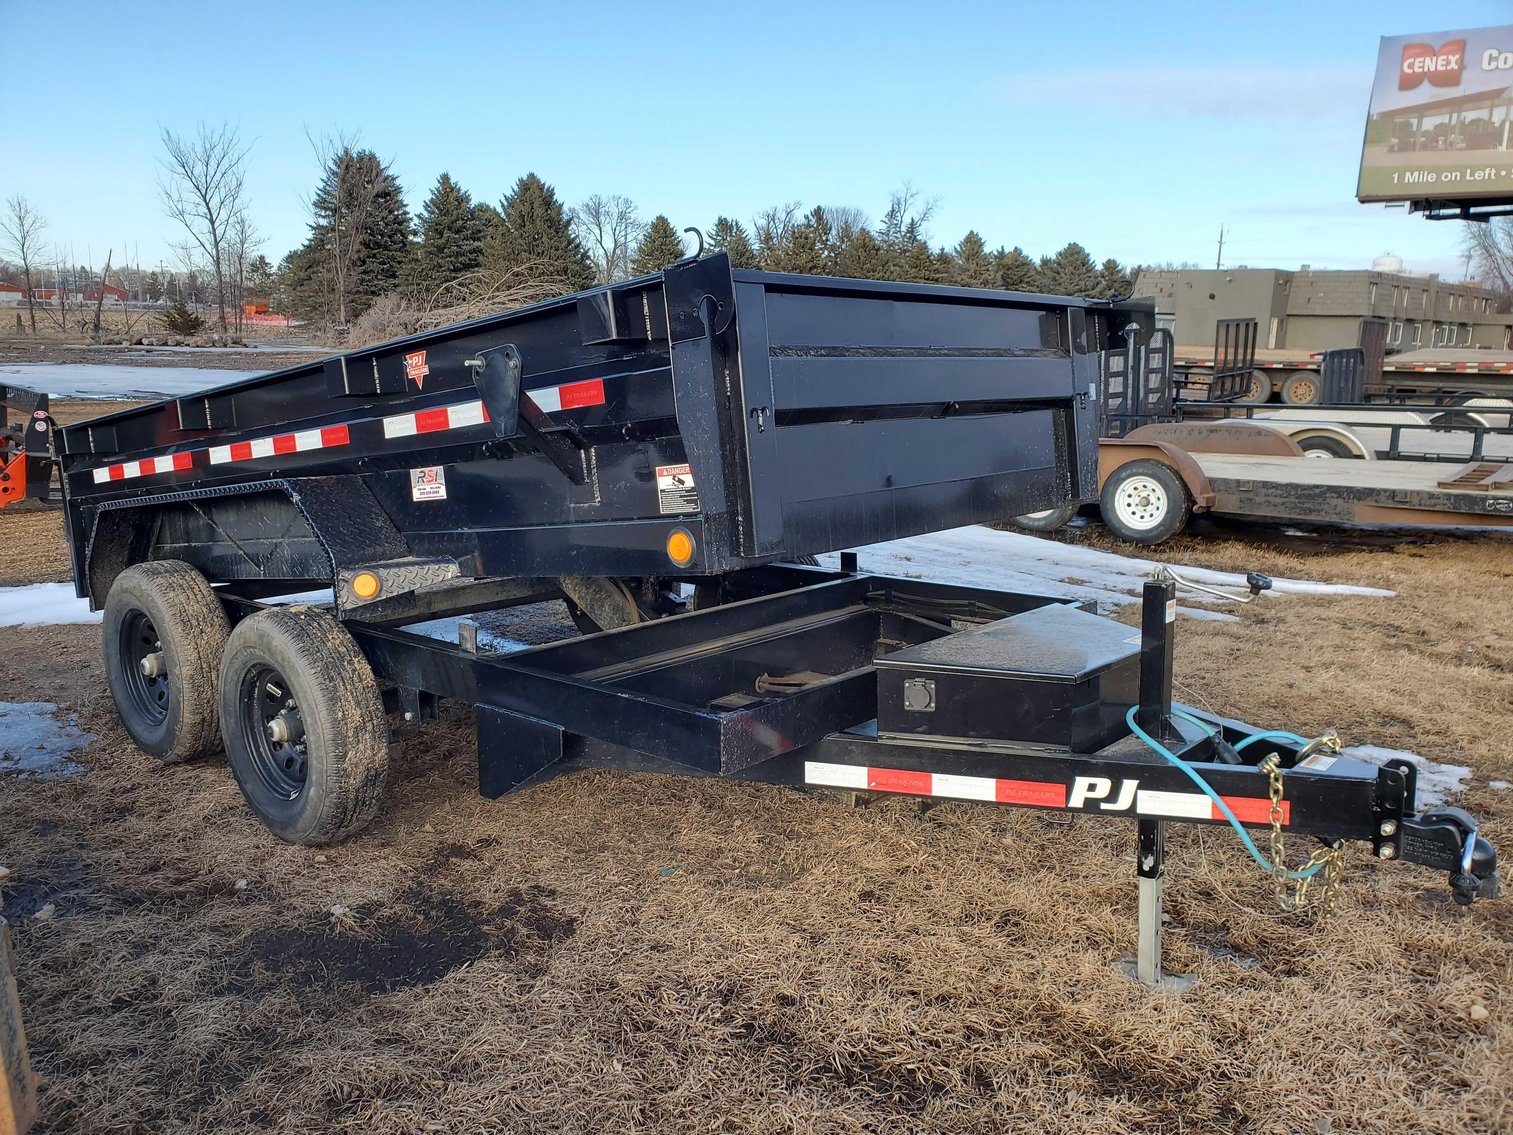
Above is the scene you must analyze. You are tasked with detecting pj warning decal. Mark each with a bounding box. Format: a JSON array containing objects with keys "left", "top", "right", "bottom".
[{"left": 655, "top": 464, "right": 699, "bottom": 514}]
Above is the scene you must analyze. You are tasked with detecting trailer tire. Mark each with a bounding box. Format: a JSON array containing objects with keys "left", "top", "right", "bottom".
[
  {"left": 1009, "top": 505, "right": 1077, "bottom": 533},
  {"left": 1099, "top": 460, "right": 1191, "bottom": 545},
  {"left": 1244, "top": 370, "right": 1273, "bottom": 403},
  {"left": 1296, "top": 435, "right": 1357, "bottom": 459},
  {"left": 102, "top": 560, "right": 229, "bottom": 763},
  {"left": 218, "top": 607, "right": 389, "bottom": 845},
  {"left": 1281, "top": 371, "right": 1322, "bottom": 405}
]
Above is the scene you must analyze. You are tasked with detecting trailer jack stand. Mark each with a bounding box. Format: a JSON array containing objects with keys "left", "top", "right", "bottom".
[{"left": 1119, "top": 819, "right": 1196, "bottom": 991}]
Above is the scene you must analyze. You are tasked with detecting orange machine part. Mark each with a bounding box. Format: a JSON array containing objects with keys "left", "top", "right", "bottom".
[{"left": 0, "top": 451, "right": 25, "bottom": 509}]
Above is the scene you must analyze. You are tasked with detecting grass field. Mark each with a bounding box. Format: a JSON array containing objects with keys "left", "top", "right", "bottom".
[{"left": 2, "top": 505, "right": 1511, "bottom": 1134}]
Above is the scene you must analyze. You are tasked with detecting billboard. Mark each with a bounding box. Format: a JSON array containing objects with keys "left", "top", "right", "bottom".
[{"left": 1358, "top": 25, "right": 1513, "bottom": 203}]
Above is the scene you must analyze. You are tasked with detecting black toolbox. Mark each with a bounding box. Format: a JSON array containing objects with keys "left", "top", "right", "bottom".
[{"left": 875, "top": 603, "right": 1140, "bottom": 752}]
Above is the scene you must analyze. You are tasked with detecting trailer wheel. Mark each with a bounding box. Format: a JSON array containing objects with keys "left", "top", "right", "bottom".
[
  {"left": 1281, "top": 371, "right": 1321, "bottom": 405},
  {"left": 1099, "top": 461, "right": 1191, "bottom": 545},
  {"left": 1296, "top": 435, "right": 1357, "bottom": 459},
  {"left": 218, "top": 607, "right": 388, "bottom": 845},
  {"left": 1244, "top": 370, "right": 1273, "bottom": 403},
  {"left": 102, "top": 560, "right": 229, "bottom": 763},
  {"left": 1009, "top": 505, "right": 1077, "bottom": 533}
]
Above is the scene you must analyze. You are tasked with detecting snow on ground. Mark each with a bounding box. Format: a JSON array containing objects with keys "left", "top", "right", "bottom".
[
  {"left": 818, "top": 526, "right": 1394, "bottom": 613},
  {"left": 0, "top": 362, "right": 247, "bottom": 400},
  {"left": 1342, "top": 745, "right": 1472, "bottom": 809},
  {"left": 0, "top": 702, "right": 96, "bottom": 778},
  {"left": 0, "top": 583, "right": 100, "bottom": 628}
]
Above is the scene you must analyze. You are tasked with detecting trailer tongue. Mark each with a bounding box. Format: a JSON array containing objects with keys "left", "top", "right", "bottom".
[{"left": 29, "top": 253, "right": 1498, "bottom": 984}]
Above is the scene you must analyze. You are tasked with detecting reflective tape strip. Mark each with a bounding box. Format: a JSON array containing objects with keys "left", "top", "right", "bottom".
[
  {"left": 804, "top": 762, "right": 1283, "bottom": 824},
  {"left": 383, "top": 399, "right": 490, "bottom": 439},
  {"left": 381, "top": 380, "right": 606, "bottom": 439},
  {"left": 804, "top": 762, "right": 1068, "bottom": 809},
  {"left": 207, "top": 423, "right": 350, "bottom": 465},
  {"left": 91, "top": 451, "right": 194, "bottom": 483}
]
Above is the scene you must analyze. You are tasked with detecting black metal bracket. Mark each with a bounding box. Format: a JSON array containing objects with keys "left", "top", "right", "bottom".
[{"left": 467, "top": 343, "right": 590, "bottom": 486}]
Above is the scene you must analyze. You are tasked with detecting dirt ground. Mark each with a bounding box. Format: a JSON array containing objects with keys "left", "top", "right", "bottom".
[{"left": 2, "top": 505, "right": 1511, "bottom": 1134}]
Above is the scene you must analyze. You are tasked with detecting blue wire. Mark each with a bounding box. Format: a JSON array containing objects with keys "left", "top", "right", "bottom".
[
  {"left": 1124, "top": 705, "right": 1323, "bottom": 880},
  {"left": 1233, "top": 729, "right": 1309, "bottom": 751}
]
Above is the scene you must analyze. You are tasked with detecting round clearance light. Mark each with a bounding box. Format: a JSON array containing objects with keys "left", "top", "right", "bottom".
[
  {"left": 665, "top": 528, "right": 696, "bottom": 567},
  {"left": 351, "top": 571, "right": 381, "bottom": 600}
]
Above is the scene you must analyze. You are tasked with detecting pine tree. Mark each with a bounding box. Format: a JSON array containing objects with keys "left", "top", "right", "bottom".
[
  {"left": 631, "top": 215, "right": 687, "bottom": 275},
  {"left": 783, "top": 207, "right": 837, "bottom": 275},
  {"left": 835, "top": 229, "right": 887, "bottom": 279},
  {"left": 950, "top": 231, "right": 996, "bottom": 289},
  {"left": 1097, "top": 257, "right": 1133, "bottom": 299},
  {"left": 482, "top": 173, "right": 592, "bottom": 294},
  {"left": 901, "top": 232, "right": 942, "bottom": 285},
  {"left": 144, "top": 270, "right": 164, "bottom": 302},
  {"left": 1041, "top": 243, "right": 1102, "bottom": 298},
  {"left": 708, "top": 216, "right": 758, "bottom": 269},
  {"left": 996, "top": 247, "right": 1042, "bottom": 293},
  {"left": 407, "top": 173, "right": 484, "bottom": 300},
  {"left": 286, "top": 148, "right": 411, "bottom": 325}
]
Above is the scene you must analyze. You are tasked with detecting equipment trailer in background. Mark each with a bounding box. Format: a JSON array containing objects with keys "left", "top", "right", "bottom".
[{"left": 27, "top": 255, "right": 1499, "bottom": 984}]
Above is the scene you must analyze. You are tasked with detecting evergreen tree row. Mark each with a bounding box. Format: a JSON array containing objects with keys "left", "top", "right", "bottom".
[{"left": 273, "top": 158, "right": 1135, "bottom": 328}]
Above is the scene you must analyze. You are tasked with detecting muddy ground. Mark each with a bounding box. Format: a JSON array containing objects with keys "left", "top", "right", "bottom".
[{"left": 1, "top": 504, "right": 1511, "bottom": 1134}]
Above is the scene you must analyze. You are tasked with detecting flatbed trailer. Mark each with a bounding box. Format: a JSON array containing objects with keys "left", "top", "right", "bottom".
[
  {"left": 1017, "top": 329, "right": 1513, "bottom": 543},
  {"left": 15, "top": 256, "right": 1498, "bottom": 984},
  {"left": 1175, "top": 344, "right": 1513, "bottom": 406}
]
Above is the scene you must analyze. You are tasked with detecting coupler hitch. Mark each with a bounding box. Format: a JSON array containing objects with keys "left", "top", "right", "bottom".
[{"left": 1397, "top": 806, "right": 1500, "bottom": 906}]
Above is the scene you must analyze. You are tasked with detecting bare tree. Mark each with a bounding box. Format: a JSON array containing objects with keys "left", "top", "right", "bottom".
[
  {"left": 753, "top": 202, "right": 803, "bottom": 264},
  {"left": 1, "top": 196, "right": 47, "bottom": 334},
  {"left": 91, "top": 250, "right": 113, "bottom": 340},
  {"left": 159, "top": 123, "right": 250, "bottom": 334},
  {"left": 1464, "top": 219, "right": 1513, "bottom": 310},
  {"left": 226, "top": 210, "right": 263, "bottom": 337},
  {"left": 572, "top": 194, "right": 645, "bottom": 285}
]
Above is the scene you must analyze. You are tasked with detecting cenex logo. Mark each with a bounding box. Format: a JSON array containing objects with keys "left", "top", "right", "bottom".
[{"left": 1399, "top": 40, "right": 1465, "bottom": 90}]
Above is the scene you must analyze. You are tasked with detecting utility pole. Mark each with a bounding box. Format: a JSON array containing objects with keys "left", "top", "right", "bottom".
[{"left": 1215, "top": 225, "right": 1226, "bottom": 271}]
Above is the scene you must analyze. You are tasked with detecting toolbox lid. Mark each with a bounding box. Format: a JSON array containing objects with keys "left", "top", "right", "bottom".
[{"left": 875, "top": 603, "right": 1139, "bottom": 684}]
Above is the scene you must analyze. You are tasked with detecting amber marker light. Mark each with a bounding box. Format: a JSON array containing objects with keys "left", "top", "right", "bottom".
[
  {"left": 665, "top": 528, "right": 696, "bottom": 567},
  {"left": 351, "top": 571, "right": 381, "bottom": 600}
]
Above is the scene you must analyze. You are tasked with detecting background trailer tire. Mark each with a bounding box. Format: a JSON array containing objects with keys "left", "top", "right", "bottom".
[
  {"left": 1099, "top": 459, "right": 1192, "bottom": 545},
  {"left": 102, "top": 560, "right": 230, "bottom": 763},
  {"left": 1281, "top": 370, "right": 1322, "bottom": 405},
  {"left": 1008, "top": 505, "right": 1078, "bottom": 533},
  {"left": 218, "top": 607, "right": 389, "bottom": 845}
]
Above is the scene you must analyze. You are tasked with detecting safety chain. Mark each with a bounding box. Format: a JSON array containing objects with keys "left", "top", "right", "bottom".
[{"left": 1259, "top": 733, "right": 1348, "bottom": 917}]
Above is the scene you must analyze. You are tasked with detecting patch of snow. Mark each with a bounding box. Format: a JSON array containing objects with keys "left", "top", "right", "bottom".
[
  {"left": 1177, "top": 606, "right": 1241, "bottom": 622},
  {"left": 817, "top": 526, "right": 1393, "bottom": 614},
  {"left": 0, "top": 702, "right": 95, "bottom": 778},
  {"left": 0, "top": 362, "right": 248, "bottom": 400},
  {"left": 1491, "top": 780, "right": 1511, "bottom": 791},
  {"left": 1342, "top": 745, "right": 1471, "bottom": 809},
  {"left": 0, "top": 583, "right": 100, "bottom": 627},
  {"left": 406, "top": 615, "right": 530, "bottom": 654}
]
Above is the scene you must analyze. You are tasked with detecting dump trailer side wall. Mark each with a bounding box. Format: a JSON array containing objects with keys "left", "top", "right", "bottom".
[{"left": 58, "top": 257, "right": 1129, "bottom": 604}]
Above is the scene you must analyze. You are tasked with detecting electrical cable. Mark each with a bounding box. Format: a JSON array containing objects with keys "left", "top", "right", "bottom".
[{"left": 1124, "top": 705, "right": 1323, "bottom": 881}]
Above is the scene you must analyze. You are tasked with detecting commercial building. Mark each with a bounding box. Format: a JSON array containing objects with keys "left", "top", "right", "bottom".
[{"left": 1133, "top": 266, "right": 1513, "bottom": 352}]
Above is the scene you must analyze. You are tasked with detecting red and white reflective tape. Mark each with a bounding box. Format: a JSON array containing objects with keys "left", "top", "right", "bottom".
[
  {"left": 382, "top": 399, "right": 489, "bottom": 439},
  {"left": 531, "top": 378, "right": 605, "bottom": 413},
  {"left": 803, "top": 761, "right": 1289, "bottom": 825},
  {"left": 381, "top": 379, "right": 607, "bottom": 440},
  {"left": 208, "top": 424, "right": 352, "bottom": 466},
  {"left": 92, "top": 451, "right": 194, "bottom": 484}
]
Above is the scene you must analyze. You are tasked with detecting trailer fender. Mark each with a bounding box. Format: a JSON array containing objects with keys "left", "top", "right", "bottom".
[
  {"left": 85, "top": 476, "right": 412, "bottom": 610},
  {"left": 1098, "top": 439, "right": 1216, "bottom": 513}
]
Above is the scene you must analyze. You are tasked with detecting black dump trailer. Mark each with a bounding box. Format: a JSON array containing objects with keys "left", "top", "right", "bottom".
[{"left": 42, "top": 254, "right": 1497, "bottom": 983}]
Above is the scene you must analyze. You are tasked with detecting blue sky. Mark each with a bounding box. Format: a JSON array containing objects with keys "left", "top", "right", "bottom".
[{"left": 2, "top": 1, "right": 1508, "bottom": 279}]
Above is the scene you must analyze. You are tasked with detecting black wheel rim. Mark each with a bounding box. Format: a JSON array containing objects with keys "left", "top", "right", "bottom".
[
  {"left": 239, "top": 665, "right": 308, "bottom": 801},
  {"left": 118, "top": 610, "right": 170, "bottom": 726}
]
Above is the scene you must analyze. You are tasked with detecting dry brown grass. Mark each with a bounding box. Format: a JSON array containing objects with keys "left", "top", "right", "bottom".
[{"left": 1, "top": 522, "right": 1512, "bottom": 1133}]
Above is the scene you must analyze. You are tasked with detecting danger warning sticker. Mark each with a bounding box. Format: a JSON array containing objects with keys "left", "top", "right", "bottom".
[
  {"left": 655, "top": 463, "right": 699, "bottom": 514},
  {"left": 410, "top": 465, "right": 447, "bottom": 501}
]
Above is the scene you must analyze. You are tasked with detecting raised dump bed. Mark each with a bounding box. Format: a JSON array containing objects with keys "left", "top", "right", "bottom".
[{"left": 13, "top": 256, "right": 1497, "bottom": 985}]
